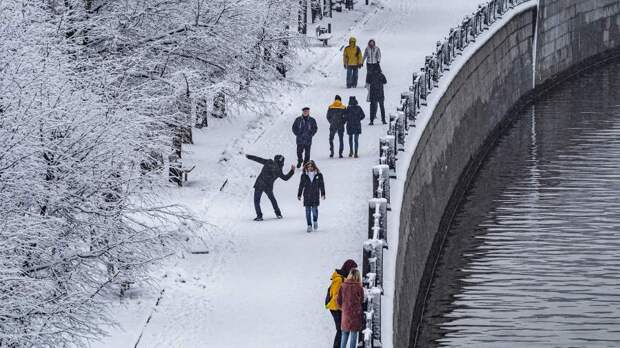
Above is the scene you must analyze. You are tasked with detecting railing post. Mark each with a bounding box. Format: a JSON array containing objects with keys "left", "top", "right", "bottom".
[{"left": 372, "top": 164, "right": 390, "bottom": 210}]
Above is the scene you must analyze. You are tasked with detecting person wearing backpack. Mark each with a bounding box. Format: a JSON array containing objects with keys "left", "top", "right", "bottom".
[
  {"left": 344, "top": 96, "right": 365, "bottom": 158},
  {"left": 325, "top": 259, "right": 358, "bottom": 348},
  {"left": 326, "top": 95, "right": 347, "bottom": 158},
  {"left": 297, "top": 160, "right": 325, "bottom": 233},
  {"left": 337, "top": 268, "right": 365, "bottom": 348},
  {"left": 343, "top": 37, "right": 364, "bottom": 88}
]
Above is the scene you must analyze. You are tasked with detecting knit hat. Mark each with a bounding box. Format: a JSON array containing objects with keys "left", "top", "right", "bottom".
[{"left": 302, "top": 106, "right": 310, "bottom": 111}]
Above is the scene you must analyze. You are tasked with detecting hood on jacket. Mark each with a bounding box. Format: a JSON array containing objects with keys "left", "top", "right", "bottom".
[
  {"left": 348, "top": 96, "right": 358, "bottom": 106},
  {"left": 348, "top": 37, "right": 356, "bottom": 46},
  {"left": 329, "top": 100, "right": 346, "bottom": 110},
  {"left": 368, "top": 39, "right": 376, "bottom": 47},
  {"left": 273, "top": 155, "right": 285, "bottom": 167}
]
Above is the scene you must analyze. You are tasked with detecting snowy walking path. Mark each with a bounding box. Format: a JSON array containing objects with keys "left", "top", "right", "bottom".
[{"left": 94, "top": 1, "right": 481, "bottom": 347}]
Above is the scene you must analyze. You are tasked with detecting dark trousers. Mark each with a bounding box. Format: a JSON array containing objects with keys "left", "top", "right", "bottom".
[
  {"left": 297, "top": 143, "right": 311, "bottom": 165},
  {"left": 329, "top": 128, "right": 344, "bottom": 156},
  {"left": 330, "top": 310, "right": 342, "bottom": 348},
  {"left": 348, "top": 134, "right": 359, "bottom": 155},
  {"left": 253, "top": 189, "right": 281, "bottom": 218},
  {"left": 346, "top": 67, "right": 359, "bottom": 88},
  {"left": 370, "top": 100, "right": 386, "bottom": 123}
]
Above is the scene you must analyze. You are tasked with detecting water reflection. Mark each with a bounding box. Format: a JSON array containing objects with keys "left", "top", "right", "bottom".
[{"left": 418, "top": 61, "right": 620, "bottom": 347}]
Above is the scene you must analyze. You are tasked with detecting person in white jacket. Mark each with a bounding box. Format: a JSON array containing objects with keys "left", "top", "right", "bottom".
[{"left": 363, "top": 39, "right": 382, "bottom": 84}]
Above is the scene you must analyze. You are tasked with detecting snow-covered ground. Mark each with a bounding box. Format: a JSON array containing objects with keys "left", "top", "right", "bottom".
[{"left": 92, "top": 1, "right": 488, "bottom": 347}]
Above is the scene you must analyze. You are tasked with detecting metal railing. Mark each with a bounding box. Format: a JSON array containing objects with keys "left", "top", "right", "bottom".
[{"left": 360, "top": 0, "right": 532, "bottom": 346}]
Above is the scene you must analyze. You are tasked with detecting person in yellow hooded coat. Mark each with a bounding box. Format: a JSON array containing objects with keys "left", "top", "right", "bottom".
[
  {"left": 325, "top": 259, "right": 358, "bottom": 348},
  {"left": 343, "top": 37, "right": 364, "bottom": 88}
]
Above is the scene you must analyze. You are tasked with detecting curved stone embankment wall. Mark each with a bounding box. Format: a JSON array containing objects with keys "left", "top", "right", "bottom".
[
  {"left": 536, "top": 0, "right": 620, "bottom": 88},
  {"left": 392, "top": 8, "right": 537, "bottom": 348},
  {"left": 393, "top": 1, "right": 620, "bottom": 347}
]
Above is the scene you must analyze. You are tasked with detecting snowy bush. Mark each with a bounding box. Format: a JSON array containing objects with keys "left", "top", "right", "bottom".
[{"left": 0, "top": 0, "right": 297, "bottom": 346}]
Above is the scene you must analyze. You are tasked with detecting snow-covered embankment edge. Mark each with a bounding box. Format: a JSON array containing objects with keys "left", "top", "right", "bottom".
[{"left": 380, "top": 1, "right": 539, "bottom": 347}]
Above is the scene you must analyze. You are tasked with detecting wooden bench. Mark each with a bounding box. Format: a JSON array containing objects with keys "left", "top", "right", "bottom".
[{"left": 316, "top": 25, "right": 332, "bottom": 46}]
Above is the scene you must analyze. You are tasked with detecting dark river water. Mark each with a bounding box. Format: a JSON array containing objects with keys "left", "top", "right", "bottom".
[{"left": 417, "top": 61, "right": 620, "bottom": 347}]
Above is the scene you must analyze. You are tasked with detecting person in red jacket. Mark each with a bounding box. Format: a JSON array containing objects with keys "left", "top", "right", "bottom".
[
  {"left": 325, "top": 259, "right": 358, "bottom": 348},
  {"left": 337, "top": 268, "right": 365, "bottom": 348}
]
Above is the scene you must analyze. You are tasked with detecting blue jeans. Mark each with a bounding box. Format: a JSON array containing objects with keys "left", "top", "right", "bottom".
[
  {"left": 348, "top": 134, "right": 359, "bottom": 155},
  {"left": 346, "top": 67, "right": 359, "bottom": 88},
  {"left": 305, "top": 206, "right": 318, "bottom": 226},
  {"left": 340, "top": 330, "right": 358, "bottom": 348}
]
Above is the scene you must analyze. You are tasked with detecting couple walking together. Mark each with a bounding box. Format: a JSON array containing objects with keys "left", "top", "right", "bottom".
[{"left": 326, "top": 259, "right": 365, "bottom": 348}]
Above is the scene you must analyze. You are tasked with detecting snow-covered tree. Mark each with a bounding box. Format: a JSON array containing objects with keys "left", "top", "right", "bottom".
[{"left": 1, "top": 0, "right": 298, "bottom": 346}]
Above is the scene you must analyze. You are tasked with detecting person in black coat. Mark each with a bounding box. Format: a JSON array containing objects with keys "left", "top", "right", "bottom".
[
  {"left": 326, "top": 95, "right": 347, "bottom": 158},
  {"left": 292, "top": 107, "right": 318, "bottom": 168},
  {"left": 368, "top": 66, "right": 387, "bottom": 125},
  {"left": 247, "top": 154, "right": 295, "bottom": 221},
  {"left": 297, "top": 160, "right": 326, "bottom": 232},
  {"left": 345, "top": 96, "right": 365, "bottom": 158}
]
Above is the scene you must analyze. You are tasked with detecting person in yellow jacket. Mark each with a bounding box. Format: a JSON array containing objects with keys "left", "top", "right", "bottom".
[
  {"left": 325, "top": 259, "right": 358, "bottom": 348},
  {"left": 343, "top": 37, "right": 364, "bottom": 88}
]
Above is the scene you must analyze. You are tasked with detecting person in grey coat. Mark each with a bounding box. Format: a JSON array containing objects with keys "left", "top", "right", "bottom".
[
  {"left": 364, "top": 39, "right": 382, "bottom": 84},
  {"left": 344, "top": 96, "right": 365, "bottom": 158}
]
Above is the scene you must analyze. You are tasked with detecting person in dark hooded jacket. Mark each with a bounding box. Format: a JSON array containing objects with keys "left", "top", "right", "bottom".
[
  {"left": 368, "top": 65, "right": 387, "bottom": 125},
  {"left": 246, "top": 154, "right": 295, "bottom": 221},
  {"left": 344, "top": 96, "right": 365, "bottom": 158},
  {"left": 325, "top": 259, "right": 358, "bottom": 348},
  {"left": 326, "top": 95, "right": 347, "bottom": 158}
]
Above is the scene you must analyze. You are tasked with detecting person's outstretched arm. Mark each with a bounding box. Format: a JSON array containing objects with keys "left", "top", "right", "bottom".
[
  {"left": 281, "top": 165, "right": 295, "bottom": 181},
  {"left": 246, "top": 154, "right": 268, "bottom": 164}
]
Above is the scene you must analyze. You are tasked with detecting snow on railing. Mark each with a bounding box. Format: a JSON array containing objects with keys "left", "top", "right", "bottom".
[{"left": 361, "top": 0, "right": 532, "bottom": 346}]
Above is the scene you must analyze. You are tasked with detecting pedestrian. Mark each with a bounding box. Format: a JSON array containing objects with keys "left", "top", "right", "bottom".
[
  {"left": 337, "top": 268, "right": 364, "bottom": 348},
  {"left": 297, "top": 160, "right": 325, "bottom": 233},
  {"left": 325, "top": 259, "right": 358, "bottom": 348},
  {"left": 344, "top": 96, "right": 365, "bottom": 158},
  {"left": 363, "top": 39, "right": 382, "bottom": 84},
  {"left": 246, "top": 154, "right": 295, "bottom": 221},
  {"left": 343, "top": 37, "right": 364, "bottom": 88},
  {"left": 292, "top": 107, "right": 318, "bottom": 168},
  {"left": 368, "top": 65, "right": 387, "bottom": 125},
  {"left": 326, "top": 95, "right": 347, "bottom": 158}
]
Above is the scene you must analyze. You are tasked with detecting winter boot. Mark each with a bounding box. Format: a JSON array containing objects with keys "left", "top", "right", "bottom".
[
  {"left": 339, "top": 153, "right": 344, "bottom": 158},
  {"left": 329, "top": 152, "right": 334, "bottom": 158},
  {"left": 296, "top": 160, "right": 302, "bottom": 168},
  {"left": 354, "top": 153, "right": 359, "bottom": 158},
  {"left": 254, "top": 216, "right": 263, "bottom": 221},
  {"left": 276, "top": 214, "right": 283, "bottom": 219},
  {"left": 313, "top": 221, "right": 319, "bottom": 231},
  {"left": 307, "top": 225, "right": 312, "bottom": 233},
  {"left": 349, "top": 151, "right": 353, "bottom": 157}
]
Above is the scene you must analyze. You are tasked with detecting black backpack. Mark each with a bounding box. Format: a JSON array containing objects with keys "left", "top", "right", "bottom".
[{"left": 325, "top": 284, "right": 332, "bottom": 306}]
